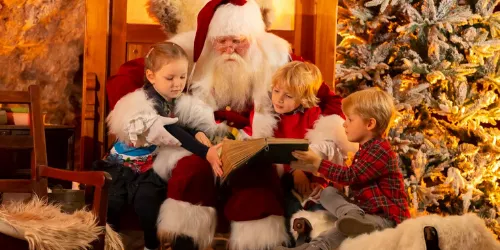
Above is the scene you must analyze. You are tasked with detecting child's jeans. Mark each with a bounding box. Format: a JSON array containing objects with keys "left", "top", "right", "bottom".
[
  {"left": 93, "top": 160, "right": 166, "bottom": 250},
  {"left": 311, "top": 186, "right": 395, "bottom": 250}
]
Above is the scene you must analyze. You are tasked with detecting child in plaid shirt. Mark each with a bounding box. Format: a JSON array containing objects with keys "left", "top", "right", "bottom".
[{"left": 275, "top": 88, "right": 410, "bottom": 250}]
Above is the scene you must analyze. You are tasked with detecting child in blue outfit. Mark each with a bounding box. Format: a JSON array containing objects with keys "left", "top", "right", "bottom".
[{"left": 96, "top": 42, "right": 224, "bottom": 250}]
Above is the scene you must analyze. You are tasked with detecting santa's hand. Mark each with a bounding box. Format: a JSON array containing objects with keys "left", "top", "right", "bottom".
[
  {"left": 145, "top": 117, "right": 181, "bottom": 146},
  {"left": 207, "top": 143, "right": 223, "bottom": 177}
]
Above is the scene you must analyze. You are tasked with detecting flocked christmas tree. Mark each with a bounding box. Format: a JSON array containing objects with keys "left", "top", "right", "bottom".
[{"left": 335, "top": 0, "right": 500, "bottom": 237}]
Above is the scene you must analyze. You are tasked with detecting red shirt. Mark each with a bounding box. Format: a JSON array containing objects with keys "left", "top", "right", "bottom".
[
  {"left": 273, "top": 107, "right": 321, "bottom": 139},
  {"left": 318, "top": 138, "right": 410, "bottom": 224},
  {"left": 247, "top": 107, "right": 330, "bottom": 186}
]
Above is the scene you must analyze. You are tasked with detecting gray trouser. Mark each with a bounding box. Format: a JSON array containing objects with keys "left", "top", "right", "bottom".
[{"left": 311, "top": 186, "right": 395, "bottom": 250}]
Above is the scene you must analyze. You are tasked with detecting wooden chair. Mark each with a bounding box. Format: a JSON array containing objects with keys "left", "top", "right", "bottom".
[{"left": 0, "top": 85, "right": 112, "bottom": 250}]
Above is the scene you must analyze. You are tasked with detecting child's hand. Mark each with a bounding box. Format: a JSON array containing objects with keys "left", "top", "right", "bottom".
[
  {"left": 206, "top": 143, "right": 223, "bottom": 177},
  {"left": 292, "top": 149, "right": 322, "bottom": 170},
  {"left": 145, "top": 117, "right": 181, "bottom": 146},
  {"left": 196, "top": 132, "right": 213, "bottom": 147},
  {"left": 293, "top": 170, "right": 311, "bottom": 196},
  {"left": 309, "top": 183, "right": 323, "bottom": 200}
]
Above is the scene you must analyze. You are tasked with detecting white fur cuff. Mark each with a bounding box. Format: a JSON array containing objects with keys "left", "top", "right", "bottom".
[
  {"left": 157, "top": 198, "right": 217, "bottom": 249},
  {"left": 230, "top": 215, "right": 289, "bottom": 250}
]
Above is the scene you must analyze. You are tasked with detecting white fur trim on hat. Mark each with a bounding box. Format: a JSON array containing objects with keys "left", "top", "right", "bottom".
[{"left": 208, "top": 0, "right": 266, "bottom": 39}]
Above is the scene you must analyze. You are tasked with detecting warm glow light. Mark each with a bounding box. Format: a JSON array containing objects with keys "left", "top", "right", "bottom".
[
  {"left": 270, "top": 0, "right": 295, "bottom": 30},
  {"left": 126, "top": 0, "right": 296, "bottom": 30},
  {"left": 127, "top": 0, "right": 157, "bottom": 24}
]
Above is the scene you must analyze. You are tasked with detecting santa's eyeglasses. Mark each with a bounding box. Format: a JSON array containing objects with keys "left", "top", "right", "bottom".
[{"left": 213, "top": 36, "right": 250, "bottom": 53}]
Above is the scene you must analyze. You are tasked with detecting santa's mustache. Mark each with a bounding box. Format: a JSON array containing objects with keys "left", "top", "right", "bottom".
[{"left": 216, "top": 53, "right": 246, "bottom": 63}]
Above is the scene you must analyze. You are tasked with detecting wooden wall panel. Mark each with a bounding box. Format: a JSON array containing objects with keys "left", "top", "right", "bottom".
[
  {"left": 82, "top": 0, "right": 110, "bottom": 170},
  {"left": 293, "top": 0, "right": 316, "bottom": 62},
  {"left": 314, "top": 0, "right": 338, "bottom": 88},
  {"left": 109, "top": 0, "right": 127, "bottom": 76},
  {"left": 127, "top": 43, "right": 155, "bottom": 61}
]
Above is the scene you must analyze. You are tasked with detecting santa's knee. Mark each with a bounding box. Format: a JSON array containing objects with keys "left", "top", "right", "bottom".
[
  {"left": 225, "top": 187, "right": 284, "bottom": 221},
  {"left": 168, "top": 155, "right": 216, "bottom": 205}
]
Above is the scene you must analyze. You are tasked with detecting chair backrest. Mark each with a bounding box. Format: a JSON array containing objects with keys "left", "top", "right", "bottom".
[
  {"left": 0, "top": 85, "right": 48, "bottom": 196},
  {"left": 0, "top": 85, "right": 113, "bottom": 250}
]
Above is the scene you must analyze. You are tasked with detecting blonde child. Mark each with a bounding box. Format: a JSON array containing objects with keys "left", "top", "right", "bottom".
[
  {"left": 268, "top": 62, "right": 334, "bottom": 207},
  {"left": 275, "top": 88, "right": 410, "bottom": 250},
  {"left": 244, "top": 61, "right": 355, "bottom": 246},
  {"left": 100, "top": 42, "right": 222, "bottom": 250}
]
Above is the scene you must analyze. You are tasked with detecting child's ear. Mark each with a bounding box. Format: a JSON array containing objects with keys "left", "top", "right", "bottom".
[
  {"left": 145, "top": 69, "right": 155, "bottom": 84},
  {"left": 366, "top": 118, "right": 377, "bottom": 131}
]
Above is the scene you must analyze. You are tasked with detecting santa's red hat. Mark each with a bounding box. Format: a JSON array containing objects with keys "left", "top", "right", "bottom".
[
  {"left": 193, "top": 0, "right": 266, "bottom": 62},
  {"left": 148, "top": 0, "right": 274, "bottom": 37}
]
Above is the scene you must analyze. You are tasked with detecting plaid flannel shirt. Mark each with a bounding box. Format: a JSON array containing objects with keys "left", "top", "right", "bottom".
[{"left": 317, "top": 138, "right": 410, "bottom": 224}]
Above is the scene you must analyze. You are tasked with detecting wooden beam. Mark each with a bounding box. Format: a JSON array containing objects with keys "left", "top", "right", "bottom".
[
  {"left": 293, "top": 0, "right": 316, "bottom": 62},
  {"left": 109, "top": 0, "right": 128, "bottom": 76},
  {"left": 270, "top": 30, "right": 295, "bottom": 46},
  {"left": 82, "top": 0, "right": 111, "bottom": 170},
  {"left": 126, "top": 24, "right": 167, "bottom": 43},
  {"left": 314, "top": 0, "right": 338, "bottom": 88}
]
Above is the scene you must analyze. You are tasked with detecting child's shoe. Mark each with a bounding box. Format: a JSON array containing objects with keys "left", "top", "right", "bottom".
[{"left": 336, "top": 211, "right": 376, "bottom": 237}]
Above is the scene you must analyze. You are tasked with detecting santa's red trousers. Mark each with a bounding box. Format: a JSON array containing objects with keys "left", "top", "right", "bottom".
[
  {"left": 168, "top": 155, "right": 284, "bottom": 226},
  {"left": 158, "top": 154, "right": 288, "bottom": 249}
]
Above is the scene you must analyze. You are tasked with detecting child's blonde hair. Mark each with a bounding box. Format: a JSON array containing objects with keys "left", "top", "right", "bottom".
[
  {"left": 144, "top": 42, "right": 188, "bottom": 83},
  {"left": 342, "top": 88, "right": 396, "bottom": 137},
  {"left": 271, "top": 61, "right": 323, "bottom": 108}
]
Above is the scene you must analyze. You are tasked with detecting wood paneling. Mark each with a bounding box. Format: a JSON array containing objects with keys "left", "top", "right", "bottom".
[
  {"left": 314, "top": 0, "right": 338, "bottom": 88},
  {"left": 127, "top": 24, "right": 168, "bottom": 43},
  {"left": 82, "top": 0, "right": 111, "bottom": 170},
  {"left": 294, "top": 0, "right": 316, "bottom": 62},
  {"left": 109, "top": 0, "right": 128, "bottom": 76},
  {"left": 127, "top": 43, "right": 155, "bottom": 61},
  {"left": 270, "top": 30, "right": 295, "bottom": 46}
]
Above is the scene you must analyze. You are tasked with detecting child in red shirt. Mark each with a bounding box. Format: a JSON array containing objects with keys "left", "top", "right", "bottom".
[
  {"left": 244, "top": 61, "right": 358, "bottom": 245},
  {"left": 275, "top": 88, "right": 410, "bottom": 250}
]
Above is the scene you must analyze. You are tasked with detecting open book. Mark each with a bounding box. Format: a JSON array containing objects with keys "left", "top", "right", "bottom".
[{"left": 219, "top": 138, "right": 309, "bottom": 183}]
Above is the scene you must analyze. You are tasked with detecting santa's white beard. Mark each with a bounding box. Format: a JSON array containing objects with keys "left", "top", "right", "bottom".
[{"left": 211, "top": 53, "right": 253, "bottom": 111}]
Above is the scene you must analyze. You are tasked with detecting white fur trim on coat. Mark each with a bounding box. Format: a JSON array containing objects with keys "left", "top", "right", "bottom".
[
  {"left": 290, "top": 210, "right": 336, "bottom": 241},
  {"left": 251, "top": 111, "right": 279, "bottom": 138},
  {"left": 152, "top": 146, "right": 192, "bottom": 180},
  {"left": 229, "top": 215, "right": 289, "bottom": 250},
  {"left": 157, "top": 198, "right": 217, "bottom": 250},
  {"left": 339, "top": 213, "right": 500, "bottom": 250},
  {"left": 305, "top": 114, "right": 359, "bottom": 156},
  {"left": 106, "top": 89, "right": 158, "bottom": 147},
  {"left": 174, "top": 94, "right": 229, "bottom": 138}
]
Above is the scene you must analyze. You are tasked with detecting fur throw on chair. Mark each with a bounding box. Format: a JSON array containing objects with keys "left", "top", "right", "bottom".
[
  {"left": 339, "top": 213, "right": 500, "bottom": 250},
  {"left": 0, "top": 197, "right": 123, "bottom": 250}
]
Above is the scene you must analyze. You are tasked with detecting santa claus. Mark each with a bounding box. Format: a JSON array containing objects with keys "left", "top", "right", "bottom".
[{"left": 106, "top": 0, "right": 350, "bottom": 249}]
